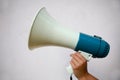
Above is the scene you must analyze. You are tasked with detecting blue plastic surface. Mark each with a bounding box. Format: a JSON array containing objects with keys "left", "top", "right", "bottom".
[{"left": 75, "top": 33, "right": 110, "bottom": 58}]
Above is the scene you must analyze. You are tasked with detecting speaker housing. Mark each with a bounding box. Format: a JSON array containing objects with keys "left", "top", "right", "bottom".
[{"left": 28, "top": 7, "right": 110, "bottom": 58}]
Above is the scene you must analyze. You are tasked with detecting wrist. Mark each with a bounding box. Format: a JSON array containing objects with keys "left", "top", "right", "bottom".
[
  {"left": 77, "top": 73, "right": 98, "bottom": 80},
  {"left": 77, "top": 72, "right": 89, "bottom": 80}
]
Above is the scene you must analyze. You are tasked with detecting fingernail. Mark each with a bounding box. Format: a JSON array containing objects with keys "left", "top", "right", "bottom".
[{"left": 70, "top": 54, "right": 73, "bottom": 57}]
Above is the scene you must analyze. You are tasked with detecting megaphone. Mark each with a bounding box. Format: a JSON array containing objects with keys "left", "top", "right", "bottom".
[{"left": 28, "top": 7, "right": 110, "bottom": 73}]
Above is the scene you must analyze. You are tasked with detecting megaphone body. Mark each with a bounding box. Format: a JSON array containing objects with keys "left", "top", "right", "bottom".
[
  {"left": 28, "top": 7, "right": 110, "bottom": 74},
  {"left": 29, "top": 7, "right": 110, "bottom": 58}
]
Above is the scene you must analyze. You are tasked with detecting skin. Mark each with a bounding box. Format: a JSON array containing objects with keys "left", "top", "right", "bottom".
[{"left": 70, "top": 52, "right": 98, "bottom": 80}]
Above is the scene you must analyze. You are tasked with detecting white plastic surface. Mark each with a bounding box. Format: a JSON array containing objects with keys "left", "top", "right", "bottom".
[{"left": 29, "top": 7, "right": 79, "bottom": 50}]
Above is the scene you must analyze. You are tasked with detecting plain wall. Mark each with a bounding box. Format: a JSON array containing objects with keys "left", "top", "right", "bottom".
[{"left": 0, "top": 0, "right": 120, "bottom": 80}]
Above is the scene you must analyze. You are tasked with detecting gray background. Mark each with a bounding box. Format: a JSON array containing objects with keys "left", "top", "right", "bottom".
[{"left": 0, "top": 0, "right": 120, "bottom": 80}]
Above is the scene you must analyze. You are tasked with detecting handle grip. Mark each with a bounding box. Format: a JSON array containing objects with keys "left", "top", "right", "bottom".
[{"left": 66, "top": 51, "right": 92, "bottom": 74}]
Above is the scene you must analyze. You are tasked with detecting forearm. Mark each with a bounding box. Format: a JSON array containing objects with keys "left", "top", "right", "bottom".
[{"left": 77, "top": 73, "right": 98, "bottom": 80}]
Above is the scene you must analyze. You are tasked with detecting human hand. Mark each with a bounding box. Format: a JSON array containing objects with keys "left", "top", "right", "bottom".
[
  {"left": 70, "top": 52, "right": 98, "bottom": 80},
  {"left": 70, "top": 52, "right": 88, "bottom": 79}
]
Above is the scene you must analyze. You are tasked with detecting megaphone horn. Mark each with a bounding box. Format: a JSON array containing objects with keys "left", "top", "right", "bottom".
[{"left": 28, "top": 7, "right": 110, "bottom": 58}]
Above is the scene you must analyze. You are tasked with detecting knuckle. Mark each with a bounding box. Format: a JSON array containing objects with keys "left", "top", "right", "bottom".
[
  {"left": 82, "top": 59, "right": 87, "bottom": 63},
  {"left": 73, "top": 64, "right": 81, "bottom": 70}
]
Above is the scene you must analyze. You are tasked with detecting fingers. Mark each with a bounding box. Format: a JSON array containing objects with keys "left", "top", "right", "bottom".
[
  {"left": 71, "top": 52, "right": 87, "bottom": 62},
  {"left": 70, "top": 52, "right": 87, "bottom": 69},
  {"left": 70, "top": 60, "right": 76, "bottom": 69},
  {"left": 70, "top": 52, "right": 89, "bottom": 79}
]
